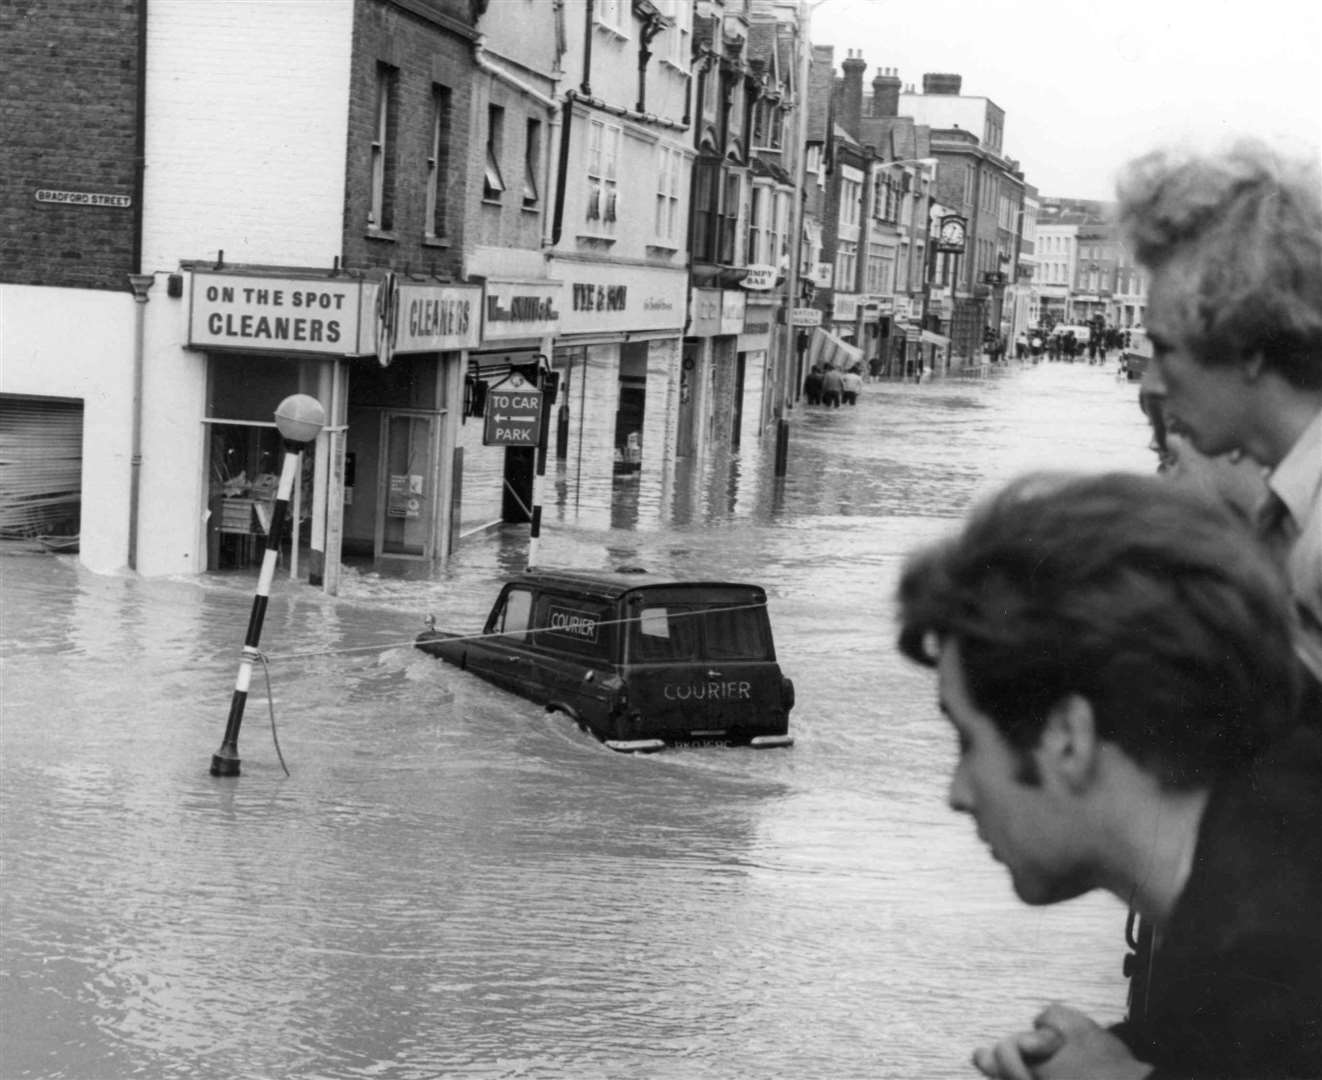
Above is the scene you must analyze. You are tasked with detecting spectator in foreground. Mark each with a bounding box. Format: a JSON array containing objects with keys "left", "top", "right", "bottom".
[
  {"left": 897, "top": 471, "right": 1321, "bottom": 1079},
  {"left": 1117, "top": 139, "right": 1322, "bottom": 686}
]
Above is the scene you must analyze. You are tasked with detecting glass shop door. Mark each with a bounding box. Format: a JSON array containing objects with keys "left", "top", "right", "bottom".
[{"left": 376, "top": 410, "right": 438, "bottom": 561}]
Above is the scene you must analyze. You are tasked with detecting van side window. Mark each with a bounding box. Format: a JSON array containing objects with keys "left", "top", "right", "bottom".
[
  {"left": 533, "top": 595, "right": 609, "bottom": 657},
  {"left": 493, "top": 587, "right": 533, "bottom": 640}
]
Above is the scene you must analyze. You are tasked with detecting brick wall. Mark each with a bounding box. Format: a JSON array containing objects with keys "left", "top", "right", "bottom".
[
  {"left": 1, "top": 0, "right": 141, "bottom": 289},
  {"left": 342, "top": 1, "right": 476, "bottom": 278}
]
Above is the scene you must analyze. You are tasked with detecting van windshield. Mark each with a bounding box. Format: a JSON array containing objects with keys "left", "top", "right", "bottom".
[{"left": 629, "top": 602, "right": 772, "bottom": 663}]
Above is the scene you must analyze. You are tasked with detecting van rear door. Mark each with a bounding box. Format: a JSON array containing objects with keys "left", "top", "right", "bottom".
[{"left": 621, "top": 586, "right": 790, "bottom": 743}]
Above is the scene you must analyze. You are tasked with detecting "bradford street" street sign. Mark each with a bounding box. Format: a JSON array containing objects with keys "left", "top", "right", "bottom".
[{"left": 483, "top": 385, "right": 544, "bottom": 447}]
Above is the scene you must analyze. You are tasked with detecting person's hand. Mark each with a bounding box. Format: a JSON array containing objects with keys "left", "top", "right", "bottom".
[
  {"left": 971, "top": 1020, "right": 1063, "bottom": 1080},
  {"left": 973, "top": 1003, "right": 1153, "bottom": 1080}
]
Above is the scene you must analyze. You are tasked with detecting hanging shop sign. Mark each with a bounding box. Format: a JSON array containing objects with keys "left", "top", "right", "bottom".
[
  {"left": 189, "top": 271, "right": 370, "bottom": 355},
  {"left": 738, "top": 302, "right": 775, "bottom": 352},
  {"left": 689, "top": 288, "right": 746, "bottom": 336},
  {"left": 789, "top": 307, "right": 823, "bottom": 327},
  {"left": 553, "top": 263, "right": 686, "bottom": 336},
  {"left": 812, "top": 262, "right": 834, "bottom": 288},
  {"left": 482, "top": 280, "right": 562, "bottom": 342},
  {"left": 483, "top": 373, "right": 544, "bottom": 447},
  {"left": 740, "top": 265, "right": 777, "bottom": 291}
]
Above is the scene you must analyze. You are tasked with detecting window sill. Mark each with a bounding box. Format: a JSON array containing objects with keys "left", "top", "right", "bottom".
[
  {"left": 365, "top": 228, "right": 396, "bottom": 243},
  {"left": 594, "top": 21, "right": 629, "bottom": 42},
  {"left": 575, "top": 231, "right": 618, "bottom": 246},
  {"left": 521, "top": 203, "right": 540, "bottom": 214},
  {"left": 646, "top": 242, "right": 681, "bottom": 254},
  {"left": 422, "top": 235, "right": 451, "bottom": 248},
  {"left": 481, "top": 197, "right": 504, "bottom": 208}
]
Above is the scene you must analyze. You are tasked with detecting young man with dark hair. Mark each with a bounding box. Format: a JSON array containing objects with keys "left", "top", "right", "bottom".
[
  {"left": 897, "top": 471, "right": 1322, "bottom": 1079},
  {"left": 1117, "top": 139, "right": 1322, "bottom": 686}
]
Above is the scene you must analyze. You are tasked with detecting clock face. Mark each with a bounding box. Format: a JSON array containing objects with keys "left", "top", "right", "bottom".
[{"left": 940, "top": 219, "right": 966, "bottom": 246}]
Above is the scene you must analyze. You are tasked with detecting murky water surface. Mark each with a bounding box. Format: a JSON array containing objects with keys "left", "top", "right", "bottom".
[{"left": 2, "top": 363, "right": 1155, "bottom": 1078}]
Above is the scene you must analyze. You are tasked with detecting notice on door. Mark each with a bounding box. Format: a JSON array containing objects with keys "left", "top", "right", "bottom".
[{"left": 387, "top": 474, "right": 423, "bottom": 518}]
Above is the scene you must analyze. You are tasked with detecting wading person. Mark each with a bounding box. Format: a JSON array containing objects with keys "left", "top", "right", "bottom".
[
  {"left": 896, "top": 472, "right": 1322, "bottom": 1080},
  {"left": 1118, "top": 139, "right": 1322, "bottom": 687}
]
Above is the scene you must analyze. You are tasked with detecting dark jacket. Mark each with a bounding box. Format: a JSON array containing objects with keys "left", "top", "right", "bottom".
[{"left": 1114, "top": 726, "right": 1322, "bottom": 1078}]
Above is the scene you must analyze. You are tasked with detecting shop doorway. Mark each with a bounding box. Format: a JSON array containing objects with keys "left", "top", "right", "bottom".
[
  {"left": 675, "top": 341, "right": 700, "bottom": 458},
  {"left": 376, "top": 410, "right": 439, "bottom": 560},
  {"left": 612, "top": 341, "right": 649, "bottom": 476}
]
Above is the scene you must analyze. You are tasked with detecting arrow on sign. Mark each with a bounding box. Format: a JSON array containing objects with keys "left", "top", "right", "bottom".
[{"left": 493, "top": 413, "right": 538, "bottom": 423}]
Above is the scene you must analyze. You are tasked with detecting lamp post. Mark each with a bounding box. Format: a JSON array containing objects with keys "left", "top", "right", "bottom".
[{"left": 210, "top": 393, "right": 326, "bottom": 778}]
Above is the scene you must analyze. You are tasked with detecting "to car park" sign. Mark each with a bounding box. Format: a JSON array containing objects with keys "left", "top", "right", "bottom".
[{"left": 483, "top": 385, "right": 544, "bottom": 447}]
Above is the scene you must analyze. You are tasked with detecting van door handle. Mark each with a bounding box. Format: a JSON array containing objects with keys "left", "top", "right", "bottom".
[{"left": 706, "top": 669, "right": 723, "bottom": 678}]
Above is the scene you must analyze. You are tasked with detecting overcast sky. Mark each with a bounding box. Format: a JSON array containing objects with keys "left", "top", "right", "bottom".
[{"left": 808, "top": 0, "right": 1322, "bottom": 201}]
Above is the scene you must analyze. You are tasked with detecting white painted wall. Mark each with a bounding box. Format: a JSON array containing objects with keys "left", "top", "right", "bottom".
[
  {"left": 141, "top": 0, "right": 354, "bottom": 271},
  {"left": 0, "top": 284, "right": 137, "bottom": 573},
  {"left": 132, "top": 1, "right": 355, "bottom": 574}
]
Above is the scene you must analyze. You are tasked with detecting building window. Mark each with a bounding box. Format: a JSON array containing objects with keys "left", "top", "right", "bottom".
[
  {"left": 866, "top": 242, "right": 894, "bottom": 293},
  {"left": 586, "top": 118, "right": 620, "bottom": 229},
  {"left": 655, "top": 144, "right": 681, "bottom": 243},
  {"left": 523, "top": 118, "right": 542, "bottom": 207},
  {"left": 424, "top": 84, "right": 451, "bottom": 240},
  {"left": 662, "top": 0, "right": 690, "bottom": 65},
  {"left": 596, "top": 0, "right": 627, "bottom": 35},
  {"left": 369, "top": 63, "right": 398, "bottom": 230},
  {"left": 720, "top": 171, "right": 741, "bottom": 264},
  {"left": 772, "top": 190, "right": 790, "bottom": 268},
  {"left": 746, "top": 183, "right": 765, "bottom": 264},
  {"left": 835, "top": 240, "right": 858, "bottom": 291},
  {"left": 484, "top": 105, "right": 506, "bottom": 201}
]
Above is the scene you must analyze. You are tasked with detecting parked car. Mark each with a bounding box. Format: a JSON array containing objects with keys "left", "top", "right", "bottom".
[
  {"left": 415, "top": 569, "right": 796, "bottom": 752},
  {"left": 1122, "top": 327, "right": 1152, "bottom": 381}
]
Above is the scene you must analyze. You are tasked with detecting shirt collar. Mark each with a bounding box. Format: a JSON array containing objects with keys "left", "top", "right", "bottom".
[{"left": 1267, "top": 407, "right": 1322, "bottom": 528}]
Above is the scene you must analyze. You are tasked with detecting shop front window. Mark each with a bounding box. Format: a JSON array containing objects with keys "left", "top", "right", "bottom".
[{"left": 205, "top": 354, "right": 320, "bottom": 570}]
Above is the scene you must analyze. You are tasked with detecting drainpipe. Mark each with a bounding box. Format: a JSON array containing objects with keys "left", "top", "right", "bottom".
[
  {"left": 126, "top": 274, "right": 154, "bottom": 571},
  {"left": 125, "top": 0, "right": 151, "bottom": 570}
]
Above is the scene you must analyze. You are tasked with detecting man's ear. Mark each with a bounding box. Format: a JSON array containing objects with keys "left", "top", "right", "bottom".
[{"left": 1035, "top": 695, "right": 1099, "bottom": 792}]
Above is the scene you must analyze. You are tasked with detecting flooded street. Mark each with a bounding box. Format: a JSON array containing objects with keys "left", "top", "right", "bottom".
[{"left": 2, "top": 362, "right": 1155, "bottom": 1079}]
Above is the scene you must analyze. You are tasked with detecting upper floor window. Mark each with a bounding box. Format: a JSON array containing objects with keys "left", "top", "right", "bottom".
[
  {"left": 746, "top": 183, "right": 767, "bottom": 265},
  {"left": 661, "top": 0, "right": 690, "bottom": 65},
  {"left": 586, "top": 119, "right": 620, "bottom": 230},
  {"left": 596, "top": 0, "right": 628, "bottom": 35},
  {"left": 484, "top": 105, "right": 506, "bottom": 201},
  {"left": 424, "top": 84, "right": 452, "bottom": 240},
  {"left": 369, "top": 63, "right": 399, "bottom": 231},
  {"left": 523, "top": 118, "right": 542, "bottom": 208},
  {"left": 655, "top": 144, "right": 682, "bottom": 244}
]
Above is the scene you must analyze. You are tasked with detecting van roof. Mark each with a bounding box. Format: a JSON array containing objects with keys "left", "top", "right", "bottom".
[{"left": 510, "top": 568, "right": 767, "bottom": 603}]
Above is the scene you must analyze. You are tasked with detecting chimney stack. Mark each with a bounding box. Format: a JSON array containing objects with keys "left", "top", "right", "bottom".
[
  {"left": 872, "top": 66, "right": 901, "bottom": 117},
  {"left": 840, "top": 49, "right": 867, "bottom": 137},
  {"left": 922, "top": 72, "right": 962, "bottom": 95}
]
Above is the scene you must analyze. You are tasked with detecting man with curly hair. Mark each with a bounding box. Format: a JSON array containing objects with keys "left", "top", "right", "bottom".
[
  {"left": 897, "top": 471, "right": 1322, "bottom": 1079},
  {"left": 1116, "top": 140, "right": 1322, "bottom": 685}
]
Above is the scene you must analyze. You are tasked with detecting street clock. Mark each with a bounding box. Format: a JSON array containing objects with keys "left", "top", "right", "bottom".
[{"left": 937, "top": 215, "right": 967, "bottom": 252}]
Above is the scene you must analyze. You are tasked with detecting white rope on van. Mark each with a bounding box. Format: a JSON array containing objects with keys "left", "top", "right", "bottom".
[{"left": 258, "top": 598, "right": 770, "bottom": 664}]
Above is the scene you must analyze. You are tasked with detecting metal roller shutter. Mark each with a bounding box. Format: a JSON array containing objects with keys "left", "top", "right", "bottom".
[{"left": 0, "top": 395, "right": 84, "bottom": 538}]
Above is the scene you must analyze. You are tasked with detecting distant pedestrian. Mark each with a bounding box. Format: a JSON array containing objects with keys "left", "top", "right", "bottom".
[
  {"left": 820, "top": 366, "right": 844, "bottom": 408},
  {"left": 842, "top": 366, "right": 863, "bottom": 405},
  {"left": 803, "top": 365, "right": 824, "bottom": 405}
]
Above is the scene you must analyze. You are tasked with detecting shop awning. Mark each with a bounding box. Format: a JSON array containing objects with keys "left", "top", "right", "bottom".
[
  {"left": 807, "top": 328, "right": 863, "bottom": 370},
  {"left": 920, "top": 330, "right": 950, "bottom": 346}
]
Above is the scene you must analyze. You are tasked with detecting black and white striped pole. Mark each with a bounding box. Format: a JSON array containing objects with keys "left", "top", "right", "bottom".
[{"left": 210, "top": 394, "right": 325, "bottom": 778}]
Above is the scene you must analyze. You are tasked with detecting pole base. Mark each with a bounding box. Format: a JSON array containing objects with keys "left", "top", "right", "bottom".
[
  {"left": 774, "top": 417, "right": 790, "bottom": 477},
  {"left": 210, "top": 749, "right": 241, "bottom": 777}
]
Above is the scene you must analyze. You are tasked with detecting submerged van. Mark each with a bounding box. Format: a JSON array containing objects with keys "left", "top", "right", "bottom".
[{"left": 415, "top": 569, "right": 795, "bottom": 752}]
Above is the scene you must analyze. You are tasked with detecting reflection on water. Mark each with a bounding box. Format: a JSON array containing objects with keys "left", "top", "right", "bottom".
[{"left": 1, "top": 364, "right": 1153, "bottom": 1078}]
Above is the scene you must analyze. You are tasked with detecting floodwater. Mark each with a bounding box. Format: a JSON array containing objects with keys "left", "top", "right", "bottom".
[{"left": 2, "top": 361, "right": 1156, "bottom": 1079}]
